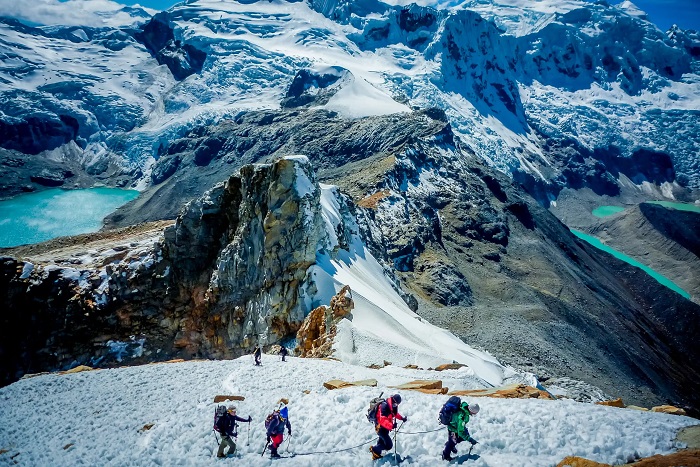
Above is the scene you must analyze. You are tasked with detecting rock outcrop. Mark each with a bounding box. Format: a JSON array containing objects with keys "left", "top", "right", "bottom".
[
  {"left": 449, "top": 384, "right": 554, "bottom": 400},
  {"left": 295, "top": 285, "right": 355, "bottom": 358},
  {"left": 323, "top": 379, "right": 377, "bottom": 390},
  {"left": 0, "top": 157, "right": 328, "bottom": 385}
]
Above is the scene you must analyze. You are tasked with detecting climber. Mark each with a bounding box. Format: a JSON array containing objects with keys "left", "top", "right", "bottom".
[
  {"left": 370, "top": 394, "right": 407, "bottom": 460},
  {"left": 265, "top": 405, "right": 292, "bottom": 458},
  {"left": 215, "top": 405, "right": 252, "bottom": 458},
  {"left": 280, "top": 346, "right": 288, "bottom": 362},
  {"left": 254, "top": 345, "right": 262, "bottom": 366},
  {"left": 442, "top": 401, "right": 479, "bottom": 461}
]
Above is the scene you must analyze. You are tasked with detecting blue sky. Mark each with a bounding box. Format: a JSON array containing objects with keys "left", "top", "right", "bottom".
[{"left": 117, "top": 0, "right": 700, "bottom": 31}]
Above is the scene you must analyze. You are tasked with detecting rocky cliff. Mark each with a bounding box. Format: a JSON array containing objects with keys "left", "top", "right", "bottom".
[{"left": 0, "top": 157, "right": 330, "bottom": 385}]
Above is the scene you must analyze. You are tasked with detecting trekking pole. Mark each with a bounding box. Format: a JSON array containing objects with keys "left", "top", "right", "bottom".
[
  {"left": 283, "top": 433, "right": 292, "bottom": 453},
  {"left": 213, "top": 430, "right": 220, "bottom": 446},
  {"left": 246, "top": 421, "right": 250, "bottom": 446},
  {"left": 393, "top": 420, "right": 404, "bottom": 462},
  {"left": 261, "top": 438, "right": 270, "bottom": 457}
]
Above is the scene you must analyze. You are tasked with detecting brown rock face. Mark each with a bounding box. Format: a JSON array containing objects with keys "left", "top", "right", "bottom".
[
  {"left": 295, "top": 286, "right": 354, "bottom": 358},
  {"left": 596, "top": 398, "right": 625, "bottom": 408},
  {"left": 330, "top": 285, "right": 354, "bottom": 318},
  {"left": 296, "top": 305, "right": 331, "bottom": 358},
  {"left": 435, "top": 363, "right": 467, "bottom": 371},
  {"left": 213, "top": 395, "right": 245, "bottom": 403},
  {"left": 556, "top": 456, "right": 611, "bottom": 467}
]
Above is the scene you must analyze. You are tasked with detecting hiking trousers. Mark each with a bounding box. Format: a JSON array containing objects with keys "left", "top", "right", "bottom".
[
  {"left": 443, "top": 431, "right": 463, "bottom": 458},
  {"left": 217, "top": 435, "right": 236, "bottom": 457},
  {"left": 372, "top": 426, "right": 392, "bottom": 455}
]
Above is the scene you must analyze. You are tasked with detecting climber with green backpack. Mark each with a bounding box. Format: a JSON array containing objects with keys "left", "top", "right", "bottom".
[{"left": 439, "top": 396, "right": 479, "bottom": 461}]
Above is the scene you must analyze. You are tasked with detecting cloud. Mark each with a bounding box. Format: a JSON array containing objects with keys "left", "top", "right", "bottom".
[{"left": 0, "top": 0, "right": 155, "bottom": 27}]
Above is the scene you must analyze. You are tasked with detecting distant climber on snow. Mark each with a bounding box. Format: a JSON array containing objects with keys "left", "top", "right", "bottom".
[
  {"left": 369, "top": 393, "right": 407, "bottom": 460},
  {"left": 440, "top": 397, "right": 479, "bottom": 461},
  {"left": 254, "top": 345, "right": 262, "bottom": 366},
  {"left": 279, "top": 346, "right": 288, "bottom": 362},
  {"left": 213, "top": 405, "right": 251, "bottom": 458},
  {"left": 264, "top": 402, "right": 292, "bottom": 458}
]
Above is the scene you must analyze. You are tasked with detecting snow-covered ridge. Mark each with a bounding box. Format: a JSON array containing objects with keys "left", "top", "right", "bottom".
[
  {"left": 1, "top": 0, "right": 698, "bottom": 189},
  {"left": 311, "top": 184, "right": 513, "bottom": 387},
  {"left": 0, "top": 356, "right": 694, "bottom": 466}
]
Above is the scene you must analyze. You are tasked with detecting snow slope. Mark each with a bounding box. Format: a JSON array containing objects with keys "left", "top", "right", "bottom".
[
  {"left": 309, "top": 184, "right": 513, "bottom": 388},
  {"left": 0, "top": 356, "right": 695, "bottom": 466}
]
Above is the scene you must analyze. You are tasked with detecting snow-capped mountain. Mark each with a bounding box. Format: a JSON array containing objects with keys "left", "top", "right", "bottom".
[
  {"left": 1, "top": 0, "right": 699, "bottom": 198},
  {"left": 2, "top": 0, "right": 700, "bottom": 429}
]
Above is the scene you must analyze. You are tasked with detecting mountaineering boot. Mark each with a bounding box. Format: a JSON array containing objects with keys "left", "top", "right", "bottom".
[
  {"left": 370, "top": 446, "right": 382, "bottom": 460},
  {"left": 270, "top": 447, "right": 281, "bottom": 459},
  {"left": 442, "top": 450, "right": 453, "bottom": 461}
]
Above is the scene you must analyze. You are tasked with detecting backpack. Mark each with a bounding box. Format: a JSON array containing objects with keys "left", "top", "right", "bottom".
[
  {"left": 439, "top": 396, "right": 462, "bottom": 425},
  {"left": 366, "top": 392, "right": 384, "bottom": 424},
  {"left": 213, "top": 405, "right": 227, "bottom": 432}
]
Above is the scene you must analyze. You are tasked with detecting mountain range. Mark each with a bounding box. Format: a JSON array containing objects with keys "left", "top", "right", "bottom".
[{"left": 1, "top": 0, "right": 699, "bottom": 419}]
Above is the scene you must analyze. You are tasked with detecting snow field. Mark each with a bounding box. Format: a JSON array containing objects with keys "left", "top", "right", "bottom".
[{"left": 0, "top": 355, "right": 695, "bottom": 466}]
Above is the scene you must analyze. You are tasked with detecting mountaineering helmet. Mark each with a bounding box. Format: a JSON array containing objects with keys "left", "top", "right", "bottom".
[
  {"left": 227, "top": 405, "right": 237, "bottom": 413},
  {"left": 468, "top": 403, "right": 480, "bottom": 415},
  {"left": 391, "top": 394, "right": 402, "bottom": 405}
]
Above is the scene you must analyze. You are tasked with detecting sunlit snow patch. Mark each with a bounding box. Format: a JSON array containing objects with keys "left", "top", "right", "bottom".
[{"left": 323, "top": 73, "right": 410, "bottom": 118}]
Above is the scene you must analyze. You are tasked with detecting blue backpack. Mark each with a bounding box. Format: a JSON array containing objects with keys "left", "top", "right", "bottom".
[{"left": 439, "top": 396, "right": 461, "bottom": 425}]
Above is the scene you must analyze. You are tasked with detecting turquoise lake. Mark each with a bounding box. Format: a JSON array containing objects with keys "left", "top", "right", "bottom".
[
  {"left": 570, "top": 229, "right": 690, "bottom": 299},
  {"left": 591, "top": 206, "right": 625, "bottom": 217},
  {"left": 647, "top": 200, "right": 700, "bottom": 214},
  {"left": 0, "top": 187, "right": 139, "bottom": 248}
]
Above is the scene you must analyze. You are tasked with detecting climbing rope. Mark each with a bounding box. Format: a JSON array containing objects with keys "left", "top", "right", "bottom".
[
  {"left": 287, "top": 436, "right": 377, "bottom": 457},
  {"left": 397, "top": 426, "right": 447, "bottom": 435},
  {"left": 285, "top": 425, "right": 446, "bottom": 456}
]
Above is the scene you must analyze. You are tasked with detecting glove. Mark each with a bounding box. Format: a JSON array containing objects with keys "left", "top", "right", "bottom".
[
  {"left": 247, "top": 416, "right": 252, "bottom": 422},
  {"left": 288, "top": 431, "right": 292, "bottom": 436},
  {"left": 393, "top": 422, "right": 397, "bottom": 429},
  {"left": 469, "top": 438, "right": 478, "bottom": 446},
  {"left": 266, "top": 435, "right": 271, "bottom": 443},
  {"left": 403, "top": 415, "right": 408, "bottom": 422}
]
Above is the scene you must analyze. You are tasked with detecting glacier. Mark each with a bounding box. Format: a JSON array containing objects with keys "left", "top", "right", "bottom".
[{"left": 0, "top": 0, "right": 698, "bottom": 197}]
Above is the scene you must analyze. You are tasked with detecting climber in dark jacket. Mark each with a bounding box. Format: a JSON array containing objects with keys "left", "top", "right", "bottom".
[
  {"left": 254, "top": 345, "right": 262, "bottom": 366},
  {"left": 216, "top": 406, "right": 251, "bottom": 458},
  {"left": 266, "top": 406, "right": 292, "bottom": 458},
  {"left": 280, "top": 346, "right": 288, "bottom": 361},
  {"left": 442, "top": 402, "right": 479, "bottom": 461}
]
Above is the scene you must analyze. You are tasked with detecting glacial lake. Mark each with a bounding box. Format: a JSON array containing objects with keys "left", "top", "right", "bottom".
[
  {"left": 647, "top": 200, "right": 700, "bottom": 214},
  {"left": 570, "top": 229, "right": 690, "bottom": 299},
  {"left": 0, "top": 187, "right": 139, "bottom": 248},
  {"left": 592, "top": 206, "right": 625, "bottom": 217}
]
